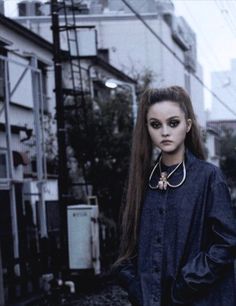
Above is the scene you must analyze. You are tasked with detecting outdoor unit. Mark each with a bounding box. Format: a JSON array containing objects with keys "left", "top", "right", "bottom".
[{"left": 67, "top": 204, "right": 100, "bottom": 274}]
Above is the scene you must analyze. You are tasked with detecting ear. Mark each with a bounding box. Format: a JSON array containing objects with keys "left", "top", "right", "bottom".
[{"left": 186, "top": 119, "right": 192, "bottom": 133}]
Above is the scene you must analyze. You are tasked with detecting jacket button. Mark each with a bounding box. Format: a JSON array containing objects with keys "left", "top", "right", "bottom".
[
  {"left": 159, "top": 208, "right": 164, "bottom": 215},
  {"left": 157, "top": 236, "right": 161, "bottom": 243},
  {"left": 154, "top": 266, "right": 160, "bottom": 273}
]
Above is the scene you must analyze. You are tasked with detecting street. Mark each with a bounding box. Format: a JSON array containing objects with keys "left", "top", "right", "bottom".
[
  {"left": 70, "top": 283, "right": 131, "bottom": 306},
  {"left": 36, "top": 281, "right": 131, "bottom": 306}
]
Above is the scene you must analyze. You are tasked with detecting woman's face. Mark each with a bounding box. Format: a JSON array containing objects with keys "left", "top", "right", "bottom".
[{"left": 146, "top": 101, "right": 192, "bottom": 155}]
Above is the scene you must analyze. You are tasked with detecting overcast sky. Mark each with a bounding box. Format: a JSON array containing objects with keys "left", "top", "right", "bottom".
[
  {"left": 3, "top": 0, "right": 236, "bottom": 110},
  {"left": 173, "top": 0, "right": 236, "bottom": 71},
  {"left": 173, "top": 0, "right": 236, "bottom": 111}
]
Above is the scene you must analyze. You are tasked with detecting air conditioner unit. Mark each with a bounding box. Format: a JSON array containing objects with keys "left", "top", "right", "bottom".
[{"left": 67, "top": 204, "right": 100, "bottom": 274}]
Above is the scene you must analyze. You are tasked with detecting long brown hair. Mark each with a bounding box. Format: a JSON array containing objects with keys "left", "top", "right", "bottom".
[{"left": 117, "top": 86, "right": 206, "bottom": 264}]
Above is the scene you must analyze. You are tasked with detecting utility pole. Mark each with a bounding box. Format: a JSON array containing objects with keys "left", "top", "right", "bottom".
[{"left": 51, "top": 0, "right": 69, "bottom": 273}]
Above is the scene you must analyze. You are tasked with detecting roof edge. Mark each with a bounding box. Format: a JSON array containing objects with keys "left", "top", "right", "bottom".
[{"left": 0, "top": 13, "right": 53, "bottom": 52}]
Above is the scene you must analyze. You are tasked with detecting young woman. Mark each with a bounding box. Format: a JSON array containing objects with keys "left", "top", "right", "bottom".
[{"left": 115, "top": 86, "right": 236, "bottom": 306}]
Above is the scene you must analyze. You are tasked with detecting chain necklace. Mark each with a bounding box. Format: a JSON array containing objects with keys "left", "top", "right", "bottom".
[{"left": 148, "top": 156, "right": 186, "bottom": 190}]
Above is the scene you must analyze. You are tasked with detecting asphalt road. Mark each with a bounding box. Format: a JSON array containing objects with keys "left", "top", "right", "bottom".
[{"left": 70, "top": 284, "right": 131, "bottom": 306}]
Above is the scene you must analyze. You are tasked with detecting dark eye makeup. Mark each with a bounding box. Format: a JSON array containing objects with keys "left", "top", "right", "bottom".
[
  {"left": 169, "top": 119, "right": 180, "bottom": 127},
  {"left": 150, "top": 121, "right": 161, "bottom": 129},
  {"left": 149, "top": 118, "right": 180, "bottom": 129}
]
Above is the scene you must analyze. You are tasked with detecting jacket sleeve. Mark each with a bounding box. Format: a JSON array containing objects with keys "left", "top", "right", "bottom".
[
  {"left": 172, "top": 181, "right": 236, "bottom": 304},
  {"left": 114, "top": 258, "right": 143, "bottom": 306}
]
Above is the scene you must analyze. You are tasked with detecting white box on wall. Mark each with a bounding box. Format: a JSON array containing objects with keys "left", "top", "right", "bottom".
[{"left": 67, "top": 204, "right": 100, "bottom": 274}]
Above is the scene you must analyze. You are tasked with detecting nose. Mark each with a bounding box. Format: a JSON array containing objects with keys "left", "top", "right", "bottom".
[{"left": 162, "top": 124, "right": 170, "bottom": 137}]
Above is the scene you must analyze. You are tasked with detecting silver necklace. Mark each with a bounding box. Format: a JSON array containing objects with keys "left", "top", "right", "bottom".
[{"left": 148, "top": 156, "right": 186, "bottom": 190}]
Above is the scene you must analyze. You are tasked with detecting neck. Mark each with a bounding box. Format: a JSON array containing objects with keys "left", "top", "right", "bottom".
[{"left": 161, "top": 147, "right": 185, "bottom": 166}]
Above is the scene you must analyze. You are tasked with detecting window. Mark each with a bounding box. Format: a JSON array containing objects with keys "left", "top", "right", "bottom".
[
  {"left": 214, "top": 136, "right": 221, "bottom": 157},
  {"left": 0, "top": 151, "right": 7, "bottom": 178},
  {"left": 18, "top": 2, "right": 27, "bottom": 16},
  {"left": 184, "top": 72, "right": 191, "bottom": 94},
  {"left": 0, "top": 149, "right": 9, "bottom": 190},
  {"left": 0, "top": 59, "right": 4, "bottom": 101},
  {"left": 0, "top": 43, "right": 7, "bottom": 101},
  {"left": 35, "top": 2, "right": 42, "bottom": 16},
  {"left": 98, "top": 49, "right": 109, "bottom": 62},
  {"left": 38, "top": 61, "right": 48, "bottom": 113}
]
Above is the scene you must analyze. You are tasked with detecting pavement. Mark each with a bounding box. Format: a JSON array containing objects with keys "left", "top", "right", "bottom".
[{"left": 9, "top": 283, "right": 131, "bottom": 306}]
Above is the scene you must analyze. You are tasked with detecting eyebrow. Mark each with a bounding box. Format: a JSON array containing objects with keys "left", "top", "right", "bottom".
[{"left": 148, "top": 116, "right": 180, "bottom": 121}]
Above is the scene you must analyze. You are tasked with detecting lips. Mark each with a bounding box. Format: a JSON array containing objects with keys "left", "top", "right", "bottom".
[{"left": 161, "top": 140, "right": 173, "bottom": 145}]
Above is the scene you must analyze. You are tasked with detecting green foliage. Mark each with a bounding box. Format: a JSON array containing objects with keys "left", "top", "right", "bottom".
[
  {"left": 67, "top": 90, "right": 133, "bottom": 217},
  {"left": 66, "top": 70, "right": 154, "bottom": 218}
]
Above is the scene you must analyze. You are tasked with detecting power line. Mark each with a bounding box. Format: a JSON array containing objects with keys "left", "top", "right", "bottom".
[
  {"left": 215, "top": 0, "right": 236, "bottom": 37},
  {"left": 224, "top": 1, "right": 236, "bottom": 31},
  {"left": 182, "top": 1, "right": 236, "bottom": 101},
  {"left": 120, "top": 0, "right": 236, "bottom": 118}
]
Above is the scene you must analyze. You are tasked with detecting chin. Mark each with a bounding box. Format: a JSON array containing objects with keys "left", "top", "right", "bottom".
[
  {"left": 162, "top": 149, "right": 176, "bottom": 155},
  {"left": 161, "top": 145, "right": 182, "bottom": 154},
  {"left": 160, "top": 146, "right": 176, "bottom": 153},
  {"left": 162, "top": 145, "right": 185, "bottom": 155}
]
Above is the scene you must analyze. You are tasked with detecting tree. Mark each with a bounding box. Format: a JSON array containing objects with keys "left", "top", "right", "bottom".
[
  {"left": 67, "top": 69, "right": 153, "bottom": 212},
  {"left": 219, "top": 127, "right": 236, "bottom": 185},
  {"left": 67, "top": 89, "right": 133, "bottom": 218},
  {"left": 64, "top": 71, "right": 153, "bottom": 267}
]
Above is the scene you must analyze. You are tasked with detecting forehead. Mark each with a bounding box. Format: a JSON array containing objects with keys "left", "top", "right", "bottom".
[{"left": 147, "top": 100, "right": 185, "bottom": 119}]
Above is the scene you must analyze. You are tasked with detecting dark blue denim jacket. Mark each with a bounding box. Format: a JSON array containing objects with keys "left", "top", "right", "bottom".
[{"left": 116, "top": 151, "right": 236, "bottom": 306}]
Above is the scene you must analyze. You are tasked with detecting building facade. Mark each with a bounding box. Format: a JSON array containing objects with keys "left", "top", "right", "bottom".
[
  {"left": 0, "top": 13, "right": 58, "bottom": 303},
  {"left": 0, "top": 0, "right": 4, "bottom": 15},
  {"left": 14, "top": 0, "right": 206, "bottom": 127},
  {"left": 210, "top": 59, "right": 236, "bottom": 121},
  {"left": 0, "top": 11, "right": 138, "bottom": 303}
]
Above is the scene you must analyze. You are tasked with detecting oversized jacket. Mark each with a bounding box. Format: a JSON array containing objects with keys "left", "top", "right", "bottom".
[{"left": 116, "top": 150, "right": 236, "bottom": 306}]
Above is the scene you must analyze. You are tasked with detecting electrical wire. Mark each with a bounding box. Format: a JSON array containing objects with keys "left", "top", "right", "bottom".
[
  {"left": 3, "top": 0, "right": 236, "bottom": 117},
  {"left": 182, "top": 1, "right": 236, "bottom": 101},
  {"left": 120, "top": 0, "right": 236, "bottom": 118},
  {"left": 222, "top": 1, "right": 236, "bottom": 42},
  {"left": 215, "top": 0, "right": 236, "bottom": 37}
]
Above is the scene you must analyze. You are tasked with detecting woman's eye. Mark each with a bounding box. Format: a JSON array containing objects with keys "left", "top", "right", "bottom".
[
  {"left": 150, "top": 121, "right": 161, "bottom": 129},
  {"left": 169, "top": 120, "right": 180, "bottom": 128}
]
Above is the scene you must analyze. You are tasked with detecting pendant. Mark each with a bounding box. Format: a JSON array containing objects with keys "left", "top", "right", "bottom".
[
  {"left": 158, "top": 172, "right": 168, "bottom": 190},
  {"left": 148, "top": 156, "right": 186, "bottom": 190}
]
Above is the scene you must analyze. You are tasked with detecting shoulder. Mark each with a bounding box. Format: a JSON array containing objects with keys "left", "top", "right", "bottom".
[
  {"left": 195, "top": 159, "right": 220, "bottom": 174},
  {"left": 188, "top": 152, "right": 226, "bottom": 186}
]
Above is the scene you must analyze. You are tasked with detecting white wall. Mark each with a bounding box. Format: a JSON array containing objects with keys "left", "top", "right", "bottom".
[
  {"left": 206, "top": 132, "right": 219, "bottom": 167},
  {"left": 210, "top": 59, "right": 236, "bottom": 120},
  {"left": 15, "top": 12, "right": 205, "bottom": 127},
  {"left": 0, "top": 23, "right": 53, "bottom": 63},
  {"left": 0, "top": 22, "right": 55, "bottom": 118},
  {"left": 0, "top": 20, "right": 56, "bottom": 181},
  {"left": 190, "top": 63, "right": 206, "bottom": 127}
]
